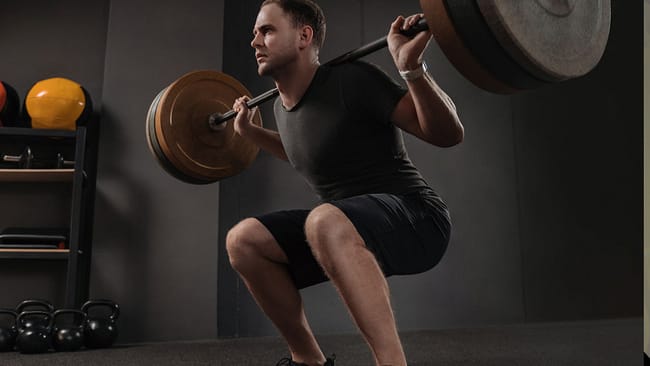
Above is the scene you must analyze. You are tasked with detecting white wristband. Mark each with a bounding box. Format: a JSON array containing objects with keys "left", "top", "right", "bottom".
[{"left": 399, "top": 62, "right": 427, "bottom": 81}]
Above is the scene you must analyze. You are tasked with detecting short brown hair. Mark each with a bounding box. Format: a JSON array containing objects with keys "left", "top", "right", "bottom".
[{"left": 261, "top": 0, "right": 326, "bottom": 49}]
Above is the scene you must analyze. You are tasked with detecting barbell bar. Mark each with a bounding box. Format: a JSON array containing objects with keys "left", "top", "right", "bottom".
[{"left": 147, "top": 0, "right": 611, "bottom": 184}]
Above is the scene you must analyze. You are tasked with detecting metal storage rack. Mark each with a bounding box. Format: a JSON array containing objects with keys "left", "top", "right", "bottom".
[{"left": 0, "top": 122, "right": 99, "bottom": 308}]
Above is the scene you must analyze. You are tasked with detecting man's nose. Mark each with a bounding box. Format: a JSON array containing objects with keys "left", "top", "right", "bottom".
[{"left": 251, "top": 33, "right": 262, "bottom": 49}]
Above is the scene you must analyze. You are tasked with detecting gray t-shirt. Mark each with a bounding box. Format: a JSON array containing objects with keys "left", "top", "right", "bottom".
[{"left": 274, "top": 60, "right": 432, "bottom": 202}]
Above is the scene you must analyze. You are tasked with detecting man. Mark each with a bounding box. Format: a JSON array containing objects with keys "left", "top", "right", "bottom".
[{"left": 227, "top": 1, "right": 463, "bottom": 365}]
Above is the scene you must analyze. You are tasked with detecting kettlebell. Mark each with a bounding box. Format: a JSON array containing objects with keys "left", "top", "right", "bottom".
[
  {"left": 15, "top": 299, "right": 54, "bottom": 329},
  {"left": 0, "top": 309, "right": 18, "bottom": 352},
  {"left": 52, "top": 309, "right": 86, "bottom": 352},
  {"left": 81, "top": 299, "right": 119, "bottom": 349},
  {"left": 15, "top": 311, "right": 53, "bottom": 354}
]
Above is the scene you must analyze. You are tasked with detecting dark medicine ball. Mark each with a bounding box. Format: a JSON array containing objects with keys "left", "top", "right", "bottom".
[
  {"left": 23, "top": 77, "right": 93, "bottom": 131},
  {"left": 0, "top": 81, "right": 22, "bottom": 127}
]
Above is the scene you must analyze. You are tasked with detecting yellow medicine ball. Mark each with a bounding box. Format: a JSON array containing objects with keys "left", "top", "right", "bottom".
[{"left": 25, "top": 77, "right": 90, "bottom": 130}]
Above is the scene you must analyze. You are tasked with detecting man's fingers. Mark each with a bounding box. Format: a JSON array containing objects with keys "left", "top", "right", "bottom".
[
  {"left": 233, "top": 96, "right": 251, "bottom": 113},
  {"left": 402, "top": 13, "right": 424, "bottom": 30},
  {"left": 391, "top": 16, "right": 405, "bottom": 33}
]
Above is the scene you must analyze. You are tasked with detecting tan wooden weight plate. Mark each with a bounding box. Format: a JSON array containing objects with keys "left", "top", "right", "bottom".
[
  {"left": 477, "top": 0, "right": 611, "bottom": 82},
  {"left": 147, "top": 87, "right": 210, "bottom": 184},
  {"left": 152, "top": 70, "right": 262, "bottom": 184}
]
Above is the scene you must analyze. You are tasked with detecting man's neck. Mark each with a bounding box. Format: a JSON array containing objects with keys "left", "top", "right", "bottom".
[{"left": 275, "top": 59, "right": 320, "bottom": 110}]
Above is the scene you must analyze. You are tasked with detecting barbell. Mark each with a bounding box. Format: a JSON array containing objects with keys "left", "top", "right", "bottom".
[{"left": 146, "top": 0, "right": 611, "bottom": 184}]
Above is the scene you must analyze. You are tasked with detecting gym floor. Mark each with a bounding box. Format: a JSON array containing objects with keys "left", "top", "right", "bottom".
[{"left": 1, "top": 318, "right": 641, "bottom": 366}]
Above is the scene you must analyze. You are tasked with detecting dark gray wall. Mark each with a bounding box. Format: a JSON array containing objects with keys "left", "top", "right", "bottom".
[
  {"left": 513, "top": 0, "right": 642, "bottom": 320},
  {"left": 93, "top": 0, "right": 225, "bottom": 343},
  {"left": 218, "top": 0, "right": 642, "bottom": 337}
]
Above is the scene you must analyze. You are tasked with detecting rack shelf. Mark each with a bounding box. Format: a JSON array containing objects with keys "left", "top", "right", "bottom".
[
  {"left": 0, "top": 249, "right": 70, "bottom": 260},
  {"left": 0, "top": 127, "right": 76, "bottom": 139},
  {"left": 0, "top": 169, "right": 74, "bottom": 182}
]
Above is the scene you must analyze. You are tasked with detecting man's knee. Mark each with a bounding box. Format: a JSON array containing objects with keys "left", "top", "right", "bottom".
[
  {"left": 226, "top": 218, "right": 265, "bottom": 271},
  {"left": 305, "top": 204, "right": 364, "bottom": 267},
  {"left": 226, "top": 218, "right": 286, "bottom": 272},
  {"left": 305, "top": 204, "right": 344, "bottom": 242}
]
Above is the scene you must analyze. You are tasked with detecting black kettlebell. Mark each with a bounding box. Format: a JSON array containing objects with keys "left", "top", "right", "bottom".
[
  {"left": 15, "top": 300, "right": 54, "bottom": 329},
  {"left": 81, "top": 299, "right": 119, "bottom": 349},
  {"left": 52, "top": 309, "right": 86, "bottom": 352},
  {"left": 15, "top": 311, "right": 53, "bottom": 354},
  {"left": 0, "top": 309, "right": 18, "bottom": 352}
]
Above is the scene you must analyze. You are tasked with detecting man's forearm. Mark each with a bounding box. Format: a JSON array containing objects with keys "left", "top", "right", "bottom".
[
  {"left": 239, "top": 124, "right": 288, "bottom": 161},
  {"left": 406, "top": 70, "right": 463, "bottom": 147}
]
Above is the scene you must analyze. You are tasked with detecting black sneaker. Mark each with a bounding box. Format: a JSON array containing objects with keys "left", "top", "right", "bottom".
[{"left": 275, "top": 355, "right": 335, "bottom": 366}]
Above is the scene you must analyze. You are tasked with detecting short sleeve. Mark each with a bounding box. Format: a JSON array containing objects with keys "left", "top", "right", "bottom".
[{"left": 340, "top": 61, "right": 408, "bottom": 126}]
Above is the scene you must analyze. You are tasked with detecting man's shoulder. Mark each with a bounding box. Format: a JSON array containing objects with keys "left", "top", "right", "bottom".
[
  {"left": 331, "top": 59, "right": 380, "bottom": 73},
  {"left": 329, "top": 60, "right": 394, "bottom": 83}
]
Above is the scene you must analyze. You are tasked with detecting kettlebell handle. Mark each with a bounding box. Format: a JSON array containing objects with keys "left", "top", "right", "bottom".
[
  {"left": 0, "top": 309, "right": 18, "bottom": 319},
  {"left": 81, "top": 300, "right": 120, "bottom": 321},
  {"left": 16, "top": 311, "right": 53, "bottom": 331},
  {"left": 0, "top": 309, "right": 17, "bottom": 328},
  {"left": 53, "top": 309, "right": 86, "bottom": 327},
  {"left": 16, "top": 299, "right": 54, "bottom": 314}
]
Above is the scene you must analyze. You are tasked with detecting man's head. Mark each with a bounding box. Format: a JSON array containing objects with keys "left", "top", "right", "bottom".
[
  {"left": 252, "top": 0, "right": 326, "bottom": 77},
  {"left": 261, "top": 0, "right": 326, "bottom": 50}
]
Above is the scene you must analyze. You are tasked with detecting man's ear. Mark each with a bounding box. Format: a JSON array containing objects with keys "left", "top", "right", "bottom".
[{"left": 298, "top": 25, "right": 314, "bottom": 49}]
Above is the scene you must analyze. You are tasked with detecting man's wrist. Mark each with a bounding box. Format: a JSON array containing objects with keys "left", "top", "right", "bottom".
[{"left": 399, "top": 62, "right": 427, "bottom": 81}]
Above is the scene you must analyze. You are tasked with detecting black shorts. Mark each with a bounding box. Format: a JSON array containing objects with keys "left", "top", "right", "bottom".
[{"left": 255, "top": 191, "right": 451, "bottom": 289}]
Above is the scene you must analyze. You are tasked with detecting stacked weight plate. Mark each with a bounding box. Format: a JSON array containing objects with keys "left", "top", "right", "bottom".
[
  {"left": 422, "top": 0, "right": 611, "bottom": 93},
  {"left": 146, "top": 70, "right": 262, "bottom": 184}
]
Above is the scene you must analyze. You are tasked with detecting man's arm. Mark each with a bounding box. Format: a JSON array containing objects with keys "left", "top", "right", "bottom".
[
  {"left": 388, "top": 14, "right": 464, "bottom": 147},
  {"left": 233, "top": 96, "right": 288, "bottom": 161}
]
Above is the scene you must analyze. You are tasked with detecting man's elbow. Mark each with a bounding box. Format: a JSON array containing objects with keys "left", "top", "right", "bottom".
[
  {"left": 450, "top": 124, "right": 464, "bottom": 146},
  {"left": 435, "top": 133, "right": 463, "bottom": 147}
]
